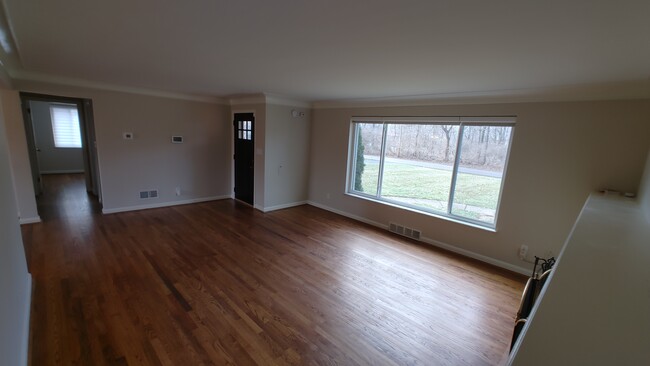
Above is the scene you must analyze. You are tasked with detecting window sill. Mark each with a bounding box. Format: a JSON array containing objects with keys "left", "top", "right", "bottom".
[{"left": 344, "top": 192, "right": 498, "bottom": 233}]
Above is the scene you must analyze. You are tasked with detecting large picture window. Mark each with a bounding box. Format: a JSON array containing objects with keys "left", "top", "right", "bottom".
[{"left": 348, "top": 117, "right": 514, "bottom": 228}]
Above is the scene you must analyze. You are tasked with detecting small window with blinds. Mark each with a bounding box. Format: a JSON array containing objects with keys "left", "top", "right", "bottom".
[{"left": 50, "top": 104, "right": 82, "bottom": 148}]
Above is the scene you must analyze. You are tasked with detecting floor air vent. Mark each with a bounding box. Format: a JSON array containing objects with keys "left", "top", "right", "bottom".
[
  {"left": 389, "top": 222, "right": 421, "bottom": 240},
  {"left": 139, "top": 190, "right": 159, "bottom": 199}
]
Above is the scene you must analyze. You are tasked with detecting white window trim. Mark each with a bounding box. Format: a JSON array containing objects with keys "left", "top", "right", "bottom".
[{"left": 346, "top": 116, "right": 515, "bottom": 230}]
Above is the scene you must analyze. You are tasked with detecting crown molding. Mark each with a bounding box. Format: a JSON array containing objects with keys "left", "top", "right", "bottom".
[
  {"left": 228, "top": 93, "right": 311, "bottom": 108},
  {"left": 312, "top": 81, "right": 650, "bottom": 109},
  {"left": 228, "top": 93, "right": 266, "bottom": 106},
  {"left": 9, "top": 70, "right": 228, "bottom": 104},
  {"left": 264, "top": 93, "right": 311, "bottom": 108},
  {"left": 7, "top": 68, "right": 649, "bottom": 110}
]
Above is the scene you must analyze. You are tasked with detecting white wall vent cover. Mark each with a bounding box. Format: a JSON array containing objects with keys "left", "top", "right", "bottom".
[{"left": 389, "top": 222, "right": 421, "bottom": 240}]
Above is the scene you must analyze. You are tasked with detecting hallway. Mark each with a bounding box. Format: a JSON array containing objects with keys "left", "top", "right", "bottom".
[{"left": 35, "top": 173, "right": 100, "bottom": 221}]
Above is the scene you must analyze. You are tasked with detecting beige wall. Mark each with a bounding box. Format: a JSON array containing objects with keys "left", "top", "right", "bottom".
[
  {"left": 308, "top": 100, "right": 650, "bottom": 272},
  {"left": 1, "top": 89, "right": 39, "bottom": 221},
  {"left": 264, "top": 104, "right": 311, "bottom": 209},
  {"left": 12, "top": 80, "right": 231, "bottom": 213},
  {"left": 0, "top": 89, "right": 31, "bottom": 366}
]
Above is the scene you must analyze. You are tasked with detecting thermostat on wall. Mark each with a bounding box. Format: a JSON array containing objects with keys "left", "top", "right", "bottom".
[{"left": 171, "top": 136, "right": 183, "bottom": 143}]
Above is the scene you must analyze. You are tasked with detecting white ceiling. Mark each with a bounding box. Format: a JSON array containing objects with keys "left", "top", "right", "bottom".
[{"left": 1, "top": 0, "right": 649, "bottom": 102}]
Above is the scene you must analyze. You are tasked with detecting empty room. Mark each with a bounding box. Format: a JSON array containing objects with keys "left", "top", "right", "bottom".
[{"left": 1, "top": 1, "right": 649, "bottom": 366}]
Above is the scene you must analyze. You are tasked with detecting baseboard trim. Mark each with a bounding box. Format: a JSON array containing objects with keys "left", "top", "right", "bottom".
[
  {"left": 262, "top": 201, "right": 308, "bottom": 213},
  {"left": 307, "top": 200, "right": 530, "bottom": 275},
  {"left": 419, "top": 236, "right": 530, "bottom": 275},
  {"left": 19, "top": 216, "right": 41, "bottom": 225},
  {"left": 307, "top": 201, "right": 388, "bottom": 229},
  {"left": 40, "top": 170, "right": 84, "bottom": 174},
  {"left": 102, "top": 195, "right": 231, "bottom": 214},
  {"left": 20, "top": 273, "right": 33, "bottom": 366}
]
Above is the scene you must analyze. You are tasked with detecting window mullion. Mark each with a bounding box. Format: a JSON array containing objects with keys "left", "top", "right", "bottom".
[
  {"left": 447, "top": 123, "right": 465, "bottom": 214},
  {"left": 376, "top": 123, "right": 388, "bottom": 197}
]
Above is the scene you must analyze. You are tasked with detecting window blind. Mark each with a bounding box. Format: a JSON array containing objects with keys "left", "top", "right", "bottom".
[{"left": 50, "top": 104, "right": 82, "bottom": 148}]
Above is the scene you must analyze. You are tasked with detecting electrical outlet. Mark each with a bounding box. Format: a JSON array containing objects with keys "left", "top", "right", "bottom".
[
  {"left": 519, "top": 245, "right": 528, "bottom": 260},
  {"left": 175, "top": 186, "right": 181, "bottom": 196}
]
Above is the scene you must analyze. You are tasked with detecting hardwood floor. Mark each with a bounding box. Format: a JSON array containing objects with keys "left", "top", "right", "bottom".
[{"left": 23, "top": 174, "right": 525, "bottom": 366}]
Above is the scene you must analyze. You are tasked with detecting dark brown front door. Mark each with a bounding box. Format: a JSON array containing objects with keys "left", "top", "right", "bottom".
[{"left": 233, "top": 113, "right": 254, "bottom": 205}]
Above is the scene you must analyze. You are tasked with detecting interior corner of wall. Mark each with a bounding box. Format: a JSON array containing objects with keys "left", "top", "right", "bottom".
[{"left": 0, "top": 66, "right": 14, "bottom": 90}]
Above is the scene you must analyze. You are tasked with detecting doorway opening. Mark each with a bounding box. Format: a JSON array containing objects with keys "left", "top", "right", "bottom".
[
  {"left": 19, "top": 92, "right": 102, "bottom": 219},
  {"left": 233, "top": 112, "right": 254, "bottom": 206}
]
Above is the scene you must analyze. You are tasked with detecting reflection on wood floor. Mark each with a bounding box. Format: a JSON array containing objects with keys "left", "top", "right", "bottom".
[
  {"left": 23, "top": 173, "right": 525, "bottom": 365},
  {"left": 34, "top": 173, "right": 100, "bottom": 220}
]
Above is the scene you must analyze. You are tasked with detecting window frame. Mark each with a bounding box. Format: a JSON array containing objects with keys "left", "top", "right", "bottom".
[{"left": 346, "top": 116, "right": 515, "bottom": 230}]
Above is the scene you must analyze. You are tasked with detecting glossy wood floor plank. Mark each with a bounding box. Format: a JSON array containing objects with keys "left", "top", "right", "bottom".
[{"left": 24, "top": 174, "right": 525, "bottom": 366}]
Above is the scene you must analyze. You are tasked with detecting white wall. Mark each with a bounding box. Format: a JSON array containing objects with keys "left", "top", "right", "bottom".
[
  {"left": 1, "top": 89, "right": 39, "bottom": 222},
  {"left": 308, "top": 100, "right": 650, "bottom": 272},
  {"left": 264, "top": 104, "right": 311, "bottom": 209},
  {"left": 30, "top": 100, "right": 85, "bottom": 173},
  {"left": 10, "top": 80, "right": 232, "bottom": 213},
  {"left": 0, "top": 89, "right": 32, "bottom": 366}
]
